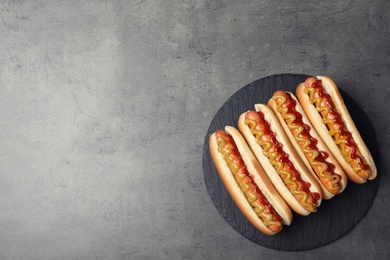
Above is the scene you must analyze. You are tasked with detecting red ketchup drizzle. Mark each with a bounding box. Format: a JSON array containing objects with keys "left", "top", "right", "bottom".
[
  {"left": 256, "top": 112, "right": 320, "bottom": 205},
  {"left": 285, "top": 93, "right": 337, "bottom": 173},
  {"left": 215, "top": 130, "right": 282, "bottom": 223},
  {"left": 311, "top": 80, "right": 369, "bottom": 170}
]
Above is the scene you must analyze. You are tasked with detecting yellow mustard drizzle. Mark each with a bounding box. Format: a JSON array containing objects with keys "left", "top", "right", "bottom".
[
  {"left": 303, "top": 86, "right": 367, "bottom": 176},
  {"left": 272, "top": 95, "right": 341, "bottom": 192},
  {"left": 216, "top": 137, "right": 281, "bottom": 227},
  {"left": 244, "top": 119, "right": 316, "bottom": 212}
]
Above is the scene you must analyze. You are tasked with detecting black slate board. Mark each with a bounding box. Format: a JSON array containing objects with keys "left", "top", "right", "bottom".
[{"left": 202, "top": 74, "right": 380, "bottom": 251}]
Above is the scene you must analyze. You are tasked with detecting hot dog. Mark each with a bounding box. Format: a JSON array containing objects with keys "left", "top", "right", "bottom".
[
  {"left": 296, "top": 76, "right": 377, "bottom": 184},
  {"left": 209, "top": 126, "right": 293, "bottom": 235},
  {"left": 238, "top": 105, "right": 322, "bottom": 216},
  {"left": 268, "top": 91, "right": 348, "bottom": 199}
]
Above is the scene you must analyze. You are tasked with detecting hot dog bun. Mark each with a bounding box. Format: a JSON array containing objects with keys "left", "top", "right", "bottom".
[
  {"left": 296, "top": 76, "right": 377, "bottom": 184},
  {"left": 238, "top": 105, "right": 323, "bottom": 216},
  {"left": 268, "top": 91, "right": 348, "bottom": 199},
  {"left": 209, "top": 126, "right": 293, "bottom": 235}
]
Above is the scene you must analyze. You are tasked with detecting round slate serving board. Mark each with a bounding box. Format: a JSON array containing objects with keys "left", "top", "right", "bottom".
[{"left": 202, "top": 74, "right": 380, "bottom": 251}]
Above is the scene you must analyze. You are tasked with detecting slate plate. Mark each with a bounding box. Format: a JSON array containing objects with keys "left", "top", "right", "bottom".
[{"left": 202, "top": 74, "right": 380, "bottom": 251}]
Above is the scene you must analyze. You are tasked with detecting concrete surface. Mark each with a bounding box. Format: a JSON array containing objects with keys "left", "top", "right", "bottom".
[{"left": 0, "top": 0, "right": 389, "bottom": 259}]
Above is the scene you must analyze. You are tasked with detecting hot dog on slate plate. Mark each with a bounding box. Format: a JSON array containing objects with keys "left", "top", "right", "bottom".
[
  {"left": 296, "top": 76, "right": 377, "bottom": 184},
  {"left": 238, "top": 105, "right": 323, "bottom": 216},
  {"left": 209, "top": 126, "right": 293, "bottom": 235},
  {"left": 268, "top": 91, "right": 348, "bottom": 199}
]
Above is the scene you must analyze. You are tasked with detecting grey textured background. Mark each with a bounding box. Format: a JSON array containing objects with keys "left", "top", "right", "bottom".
[{"left": 0, "top": 0, "right": 389, "bottom": 259}]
